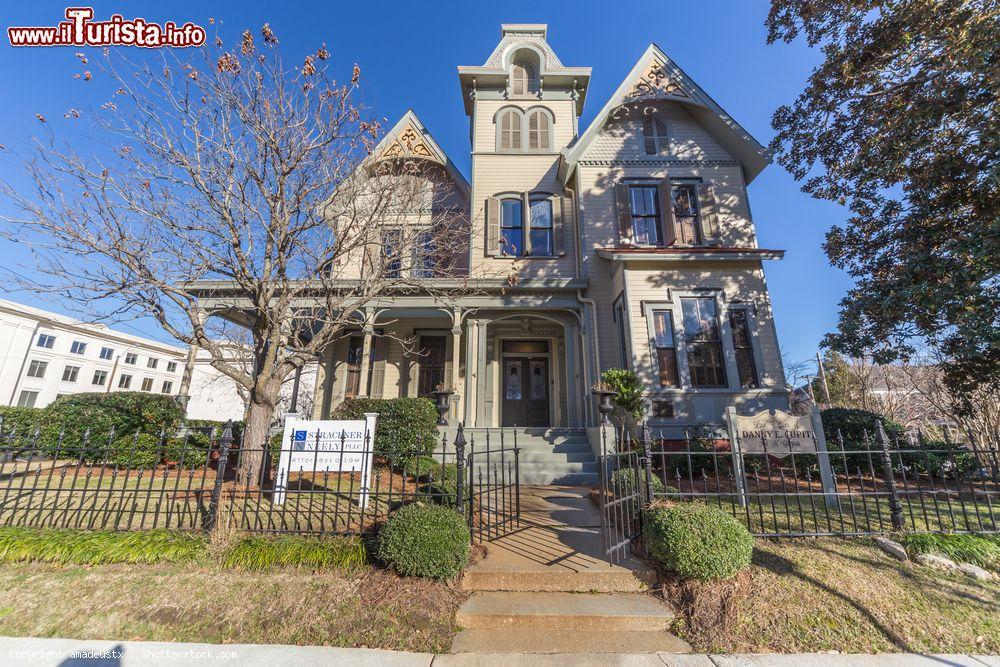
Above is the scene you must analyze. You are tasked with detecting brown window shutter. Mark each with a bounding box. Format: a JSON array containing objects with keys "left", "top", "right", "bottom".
[
  {"left": 614, "top": 184, "right": 633, "bottom": 244},
  {"left": 552, "top": 194, "right": 567, "bottom": 256},
  {"left": 486, "top": 196, "right": 500, "bottom": 256},
  {"left": 698, "top": 183, "right": 721, "bottom": 245},
  {"left": 658, "top": 176, "right": 677, "bottom": 246}
]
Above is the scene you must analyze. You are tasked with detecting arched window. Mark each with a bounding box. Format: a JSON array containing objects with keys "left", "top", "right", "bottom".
[
  {"left": 528, "top": 110, "right": 551, "bottom": 151},
  {"left": 642, "top": 116, "right": 669, "bottom": 155},
  {"left": 511, "top": 60, "right": 539, "bottom": 96},
  {"left": 499, "top": 109, "right": 522, "bottom": 151}
]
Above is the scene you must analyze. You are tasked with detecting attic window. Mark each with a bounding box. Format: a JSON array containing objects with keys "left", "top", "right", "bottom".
[
  {"left": 642, "top": 116, "right": 669, "bottom": 155},
  {"left": 511, "top": 59, "right": 539, "bottom": 96}
]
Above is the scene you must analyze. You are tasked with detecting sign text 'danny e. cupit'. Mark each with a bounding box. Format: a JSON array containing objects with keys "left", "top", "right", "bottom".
[{"left": 734, "top": 409, "right": 818, "bottom": 457}]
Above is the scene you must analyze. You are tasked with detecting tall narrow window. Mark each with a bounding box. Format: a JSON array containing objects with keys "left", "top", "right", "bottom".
[
  {"left": 499, "top": 110, "right": 522, "bottom": 150},
  {"left": 652, "top": 311, "right": 679, "bottom": 387},
  {"left": 499, "top": 198, "right": 524, "bottom": 256},
  {"left": 345, "top": 336, "right": 364, "bottom": 398},
  {"left": 628, "top": 185, "right": 662, "bottom": 246},
  {"left": 528, "top": 110, "right": 550, "bottom": 150},
  {"left": 528, "top": 198, "right": 553, "bottom": 256},
  {"left": 729, "top": 309, "right": 761, "bottom": 389},
  {"left": 642, "top": 117, "right": 669, "bottom": 155},
  {"left": 671, "top": 183, "right": 702, "bottom": 245},
  {"left": 511, "top": 60, "right": 538, "bottom": 95},
  {"left": 416, "top": 336, "right": 446, "bottom": 397},
  {"left": 382, "top": 229, "right": 402, "bottom": 278},
  {"left": 412, "top": 230, "right": 439, "bottom": 278},
  {"left": 681, "top": 297, "right": 727, "bottom": 388},
  {"left": 614, "top": 297, "right": 629, "bottom": 367}
]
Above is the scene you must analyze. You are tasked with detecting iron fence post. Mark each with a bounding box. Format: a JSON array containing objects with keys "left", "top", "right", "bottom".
[
  {"left": 640, "top": 422, "right": 655, "bottom": 509},
  {"left": 454, "top": 423, "right": 466, "bottom": 516},
  {"left": 206, "top": 420, "right": 233, "bottom": 531},
  {"left": 876, "top": 421, "right": 905, "bottom": 532}
]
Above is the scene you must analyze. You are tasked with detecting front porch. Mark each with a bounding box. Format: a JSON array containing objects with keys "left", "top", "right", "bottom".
[{"left": 312, "top": 303, "right": 593, "bottom": 429}]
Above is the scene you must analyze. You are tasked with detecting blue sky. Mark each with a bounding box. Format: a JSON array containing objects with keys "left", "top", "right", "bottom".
[{"left": 0, "top": 0, "right": 852, "bottom": 370}]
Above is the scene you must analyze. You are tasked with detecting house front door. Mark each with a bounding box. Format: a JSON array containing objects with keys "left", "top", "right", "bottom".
[{"left": 501, "top": 356, "right": 549, "bottom": 427}]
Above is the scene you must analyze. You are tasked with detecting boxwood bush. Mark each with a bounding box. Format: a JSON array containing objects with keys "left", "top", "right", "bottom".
[
  {"left": 645, "top": 502, "right": 754, "bottom": 581},
  {"left": 0, "top": 406, "right": 43, "bottom": 437},
  {"left": 108, "top": 433, "right": 210, "bottom": 469},
  {"left": 377, "top": 503, "right": 470, "bottom": 578},
  {"left": 610, "top": 468, "right": 675, "bottom": 516},
  {"left": 332, "top": 397, "right": 439, "bottom": 457}
]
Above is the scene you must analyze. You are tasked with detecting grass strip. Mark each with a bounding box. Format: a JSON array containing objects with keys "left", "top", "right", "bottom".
[
  {"left": 901, "top": 532, "right": 1000, "bottom": 571},
  {"left": 0, "top": 527, "right": 207, "bottom": 565},
  {"left": 220, "top": 534, "right": 368, "bottom": 571}
]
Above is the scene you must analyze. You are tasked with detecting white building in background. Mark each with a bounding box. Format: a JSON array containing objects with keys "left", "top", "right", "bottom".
[{"left": 0, "top": 299, "right": 314, "bottom": 423}]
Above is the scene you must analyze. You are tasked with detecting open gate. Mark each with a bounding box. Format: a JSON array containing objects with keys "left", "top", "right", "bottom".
[
  {"left": 598, "top": 424, "right": 652, "bottom": 563},
  {"left": 452, "top": 425, "right": 521, "bottom": 542}
]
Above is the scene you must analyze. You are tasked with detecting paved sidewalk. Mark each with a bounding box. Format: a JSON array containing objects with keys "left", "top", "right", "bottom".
[{"left": 0, "top": 637, "right": 996, "bottom": 666}]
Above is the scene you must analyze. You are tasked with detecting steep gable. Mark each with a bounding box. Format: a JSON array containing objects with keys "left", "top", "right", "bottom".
[
  {"left": 371, "top": 110, "right": 470, "bottom": 198},
  {"left": 561, "top": 44, "right": 770, "bottom": 183}
]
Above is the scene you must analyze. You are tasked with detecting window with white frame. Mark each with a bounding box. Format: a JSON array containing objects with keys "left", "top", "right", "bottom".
[
  {"left": 651, "top": 311, "right": 679, "bottom": 388},
  {"left": 628, "top": 185, "right": 662, "bottom": 246},
  {"left": 26, "top": 360, "right": 47, "bottom": 379},
  {"left": 17, "top": 391, "right": 38, "bottom": 408},
  {"left": 498, "top": 109, "right": 522, "bottom": 151},
  {"left": 36, "top": 334, "right": 55, "bottom": 349},
  {"left": 118, "top": 374, "right": 132, "bottom": 389},
  {"left": 166, "top": 361, "right": 177, "bottom": 373},
  {"left": 527, "top": 109, "right": 551, "bottom": 150},
  {"left": 124, "top": 352, "right": 137, "bottom": 365},
  {"left": 729, "top": 309, "right": 761, "bottom": 388},
  {"left": 92, "top": 370, "right": 108, "bottom": 386},
  {"left": 70, "top": 341, "right": 87, "bottom": 355},
  {"left": 147, "top": 357, "right": 158, "bottom": 369},
  {"left": 499, "top": 197, "right": 524, "bottom": 256},
  {"left": 412, "top": 229, "right": 439, "bottom": 278},
  {"left": 381, "top": 228, "right": 402, "bottom": 278},
  {"left": 671, "top": 183, "right": 702, "bottom": 245},
  {"left": 61, "top": 365, "right": 79, "bottom": 382},
  {"left": 141, "top": 378, "right": 153, "bottom": 392},
  {"left": 510, "top": 59, "right": 539, "bottom": 96},
  {"left": 99, "top": 346, "right": 114, "bottom": 360},
  {"left": 161, "top": 380, "right": 173, "bottom": 394},
  {"left": 528, "top": 198, "right": 554, "bottom": 257},
  {"left": 681, "top": 297, "right": 727, "bottom": 388},
  {"left": 642, "top": 116, "right": 669, "bottom": 155}
]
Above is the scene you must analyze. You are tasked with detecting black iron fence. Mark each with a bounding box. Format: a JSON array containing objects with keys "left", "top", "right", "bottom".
[
  {"left": 0, "top": 418, "right": 520, "bottom": 540},
  {"left": 600, "top": 421, "right": 999, "bottom": 554}
]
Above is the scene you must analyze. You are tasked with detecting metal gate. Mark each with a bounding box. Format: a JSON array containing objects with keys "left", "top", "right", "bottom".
[
  {"left": 598, "top": 424, "right": 654, "bottom": 563},
  {"left": 452, "top": 424, "right": 521, "bottom": 542}
]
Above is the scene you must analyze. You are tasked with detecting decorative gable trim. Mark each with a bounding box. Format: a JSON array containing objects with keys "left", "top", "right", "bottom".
[
  {"left": 380, "top": 123, "right": 436, "bottom": 161},
  {"left": 626, "top": 59, "right": 694, "bottom": 102}
]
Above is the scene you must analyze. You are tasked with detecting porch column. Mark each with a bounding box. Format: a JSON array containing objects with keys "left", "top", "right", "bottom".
[
  {"left": 463, "top": 318, "right": 480, "bottom": 425},
  {"left": 358, "top": 312, "right": 375, "bottom": 397},
  {"left": 564, "top": 318, "right": 581, "bottom": 427},
  {"left": 474, "top": 319, "right": 490, "bottom": 427},
  {"left": 450, "top": 307, "right": 462, "bottom": 420}
]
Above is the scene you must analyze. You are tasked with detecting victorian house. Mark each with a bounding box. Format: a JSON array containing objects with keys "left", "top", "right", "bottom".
[{"left": 202, "top": 24, "right": 791, "bottom": 481}]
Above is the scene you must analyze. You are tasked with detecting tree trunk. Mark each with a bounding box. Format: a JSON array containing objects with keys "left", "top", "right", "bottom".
[{"left": 239, "top": 382, "right": 281, "bottom": 486}]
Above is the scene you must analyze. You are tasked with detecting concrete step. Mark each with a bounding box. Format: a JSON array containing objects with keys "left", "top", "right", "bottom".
[
  {"left": 463, "top": 566, "right": 650, "bottom": 593},
  {"left": 516, "top": 461, "right": 597, "bottom": 474},
  {"left": 449, "top": 627, "right": 691, "bottom": 654},
  {"left": 514, "top": 450, "right": 595, "bottom": 464},
  {"left": 455, "top": 592, "right": 675, "bottom": 631},
  {"left": 518, "top": 471, "right": 598, "bottom": 486}
]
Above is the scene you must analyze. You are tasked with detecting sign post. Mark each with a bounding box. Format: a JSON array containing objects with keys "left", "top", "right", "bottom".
[
  {"left": 724, "top": 406, "right": 749, "bottom": 508},
  {"left": 273, "top": 412, "right": 378, "bottom": 507}
]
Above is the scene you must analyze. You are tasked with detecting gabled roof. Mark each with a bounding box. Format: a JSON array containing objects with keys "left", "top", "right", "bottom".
[
  {"left": 370, "top": 109, "right": 470, "bottom": 198},
  {"left": 561, "top": 44, "right": 771, "bottom": 184}
]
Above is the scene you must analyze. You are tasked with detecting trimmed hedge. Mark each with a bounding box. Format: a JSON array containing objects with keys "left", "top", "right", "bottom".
[
  {"left": 0, "top": 406, "right": 43, "bottom": 436},
  {"left": 610, "top": 468, "right": 673, "bottom": 516},
  {"left": 332, "top": 397, "right": 439, "bottom": 457},
  {"left": 42, "top": 392, "right": 185, "bottom": 455},
  {"left": 109, "top": 432, "right": 210, "bottom": 468},
  {"left": 645, "top": 502, "right": 754, "bottom": 581},
  {"left": 377, "top": 503, "right": 470, "bottom": 578}
]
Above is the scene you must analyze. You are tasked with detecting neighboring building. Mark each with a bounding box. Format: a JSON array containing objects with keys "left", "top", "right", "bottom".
[
  {"left": 285, "top": 24, "right": 791, "bottom": 433},
  {"left": 0, "top": 299, "right": 314, "bottom": 422}
]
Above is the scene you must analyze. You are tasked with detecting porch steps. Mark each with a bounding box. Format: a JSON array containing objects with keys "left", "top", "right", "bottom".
[{"left": 439, "top": 427, "right": 598, "bottom": 486}]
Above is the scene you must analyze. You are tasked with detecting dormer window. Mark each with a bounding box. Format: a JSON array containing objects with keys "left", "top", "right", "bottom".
[
  {"left": 511, "top": 59, "right": 539, "bottom": 96},
  {"left": 642, "top": 116, "right": 669, "bottom": 155}
]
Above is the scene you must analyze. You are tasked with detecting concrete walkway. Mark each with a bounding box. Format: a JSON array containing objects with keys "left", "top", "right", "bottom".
[{"left": 0, "top": 637, "right": 996, "bottom": 666}]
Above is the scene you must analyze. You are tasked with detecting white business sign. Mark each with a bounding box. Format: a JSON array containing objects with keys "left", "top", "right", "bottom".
[
  {"left": 734, "top": 409, "right": 818, "bottom": 457},
  {"left": 274, "top": 412, "right": 378, "bottom": 507}
]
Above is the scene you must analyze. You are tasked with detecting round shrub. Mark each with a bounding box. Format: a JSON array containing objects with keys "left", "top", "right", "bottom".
[
  {"left": 377, "top": 503, "right": 470, "bottom": 578},
  {"left": 332, "top": 398, "right": 439, "bottom": 457},
  {"left": 645, "top": 502, "right": 754, "bottom": 581}
]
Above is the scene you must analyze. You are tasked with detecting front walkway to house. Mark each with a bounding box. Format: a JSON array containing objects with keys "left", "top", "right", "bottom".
[
  {"left": 3, "top": 636, "right": 997, "bottom": 666},
  {"left": 453, "top": 485, "right": 691, "bottom": 654}
]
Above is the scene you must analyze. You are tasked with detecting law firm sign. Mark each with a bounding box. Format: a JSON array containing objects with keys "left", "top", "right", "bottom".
[
  {"left": 274, "top": 413, "right": 378, "bottom": 506},
  {"left": 734, "top": 409, "right": 818, "bottom": 457}
]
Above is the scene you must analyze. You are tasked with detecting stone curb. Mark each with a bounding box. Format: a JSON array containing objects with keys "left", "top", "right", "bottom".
[{"left": 0, "top": 637, "right": 996, "bottom": 667}]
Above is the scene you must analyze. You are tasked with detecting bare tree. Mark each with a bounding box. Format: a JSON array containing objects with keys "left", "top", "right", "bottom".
[
  {"left": 898, "top": 354, "right": 1000, "bottom": 444},
  {"left": 1, "top": 26, "right": 491, "bottom": 483}
]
